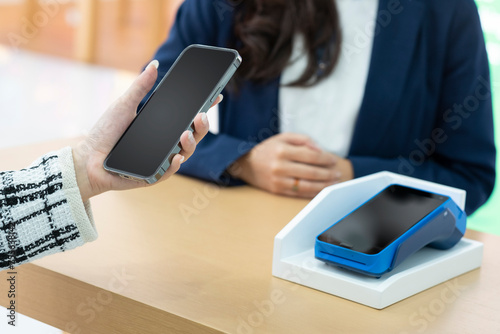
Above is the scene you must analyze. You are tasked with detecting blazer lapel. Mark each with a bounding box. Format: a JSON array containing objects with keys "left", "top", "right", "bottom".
[{"left": 349, "top": 0, "right": 425, "bottom": 154}]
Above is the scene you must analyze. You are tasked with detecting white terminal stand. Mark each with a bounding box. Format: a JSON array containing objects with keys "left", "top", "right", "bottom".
[{"left": 272, "top": 172, "right": 483, "bottom": 309}]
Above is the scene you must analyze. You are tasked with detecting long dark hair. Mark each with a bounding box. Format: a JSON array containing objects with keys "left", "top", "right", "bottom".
[{"left": 230, "top": 0, "right": 341, "bottom": 87}]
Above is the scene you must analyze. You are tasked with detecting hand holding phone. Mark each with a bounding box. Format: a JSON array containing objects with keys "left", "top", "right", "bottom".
[
  {"left": 103, "top": 44, "right": 241, "bottom": 183},
  {"left": 72, "top": 60, "right": 214, "bottom": 202}
]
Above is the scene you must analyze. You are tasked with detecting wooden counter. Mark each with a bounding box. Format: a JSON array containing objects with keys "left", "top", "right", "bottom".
[{"left": 1, "top": 138, "right": 499, "bottom": 333}]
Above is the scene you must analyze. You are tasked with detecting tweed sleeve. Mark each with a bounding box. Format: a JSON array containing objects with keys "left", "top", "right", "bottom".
[{"left": 0, "top": 147, "right": 98, "bottom": 270}]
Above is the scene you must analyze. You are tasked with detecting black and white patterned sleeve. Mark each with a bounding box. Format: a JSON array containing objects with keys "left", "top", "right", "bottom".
[{"left": 0, "top": 147, "right": 98, "bottom": 270}]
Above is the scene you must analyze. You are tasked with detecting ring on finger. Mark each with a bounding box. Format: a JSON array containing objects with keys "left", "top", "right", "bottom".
[{"left": 292, "top": 178, "right": 300, "bottom": 192}]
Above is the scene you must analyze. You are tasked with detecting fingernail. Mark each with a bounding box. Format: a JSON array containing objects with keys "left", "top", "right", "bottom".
[
  {"left": 146, "top": 59, "right": 159, "bottom": 70},
  {"left": 218, "top": 94, "right": 224, "bottom": 102},
  {"left": 201, "top": 113, "right": 208, "bottom": 126},
  {"left": 188, "top": 131, "right": 195, "bottom": 144},
  {"left": 179, "top": 155, "right": 185, "bottom": 163}
]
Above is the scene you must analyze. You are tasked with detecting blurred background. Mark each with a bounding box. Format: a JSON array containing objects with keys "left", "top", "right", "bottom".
[
  {"left": 0, "top": 0, "right": 183, "bottom": 69},
  {"left": 0, "top": 0, "right": 498, "bottom": 332}
]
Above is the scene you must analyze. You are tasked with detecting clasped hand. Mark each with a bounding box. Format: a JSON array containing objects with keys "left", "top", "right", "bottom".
[{"left": 229, "top": 133, "right": 354, "bottom": 198}]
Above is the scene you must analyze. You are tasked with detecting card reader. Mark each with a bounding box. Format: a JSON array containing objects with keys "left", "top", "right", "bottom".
[{"left": 314, "top": 184, "right": 466, "bottom": 277}]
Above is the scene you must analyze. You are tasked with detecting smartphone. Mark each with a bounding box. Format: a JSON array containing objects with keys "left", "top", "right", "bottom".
[
  {"left": 103, "top": 44, "right": 241, "bottom": 183},
  {"left": 317, "top": 185, "right": 449, "bottom": 254}
]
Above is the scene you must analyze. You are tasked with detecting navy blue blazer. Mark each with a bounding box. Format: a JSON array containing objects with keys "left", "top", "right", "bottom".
[{"left": 144, "top": 0, "right": 496, "bottom": 215}]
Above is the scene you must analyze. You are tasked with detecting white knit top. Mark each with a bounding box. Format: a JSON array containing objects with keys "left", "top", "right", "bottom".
[
  {"left": 279, "top": 0, "right": 377, "bottom": 157},
  {"left": 0, "top": 147, "right": 97, "bottom": 270}
]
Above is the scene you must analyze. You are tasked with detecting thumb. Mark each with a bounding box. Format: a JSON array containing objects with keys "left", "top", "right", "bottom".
[{"left": 123, "top": 59, "right": 159, "bottom": 108}]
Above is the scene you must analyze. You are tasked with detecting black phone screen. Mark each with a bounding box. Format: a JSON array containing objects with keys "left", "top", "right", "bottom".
[
  {"left": 317, "top": 185, "right": 448, "bottom": 254},
  {"left": 105, "top": 46, "right": 238, "bottom": 177}
]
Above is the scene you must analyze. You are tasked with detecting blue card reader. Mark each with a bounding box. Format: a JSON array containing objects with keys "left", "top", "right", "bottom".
[{"left": 314, "top": 184, "right": 466, "bottom": 277}]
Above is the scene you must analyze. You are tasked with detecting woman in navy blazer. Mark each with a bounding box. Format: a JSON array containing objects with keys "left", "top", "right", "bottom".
[{"left": 144, "top": 0, "right": 495, "bottom": 215}]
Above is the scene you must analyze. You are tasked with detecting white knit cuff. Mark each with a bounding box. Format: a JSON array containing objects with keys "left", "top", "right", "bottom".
[{"left": 57, "top": 146, "right": 98, "bottom": 243}]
